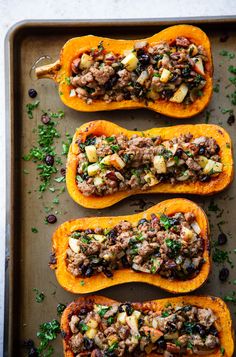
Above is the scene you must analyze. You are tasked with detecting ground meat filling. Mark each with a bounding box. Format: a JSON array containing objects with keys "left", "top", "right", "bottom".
[
  {"left": 69, "top": 37, "right": 208, "bottom": 105},
  {"left": 76, "top": 133, "right": 222, "bottom": 197},
  {"left": 66, "top": 212, "right": 205, "bottom": 280},
  {"left": 67, "top": 302, "right": 220, "bottom": 356}
]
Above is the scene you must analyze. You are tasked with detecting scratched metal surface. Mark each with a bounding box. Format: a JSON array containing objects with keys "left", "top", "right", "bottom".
[{"left": 5, "top": 19, "right": 236, "bottom": 356}]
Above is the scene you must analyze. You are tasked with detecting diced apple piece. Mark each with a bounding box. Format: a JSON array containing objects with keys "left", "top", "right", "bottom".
[
  {"left": 110, "top": 154, "right": 126, "bottom": 170},
  {"left": 177, "top": 170, "right": 190, "bottom": 181},
  {"left": 94, "top": 176, "right": 103, "bottom": 187},
  {"left": 79, "top": 53, "right": 94, "bottom": 70},
  {"left": 107, "top": 334, "right": 118, "bottom": 346},
  {"left": 87, "top": 163, "right": 100, "bottom": 176},
  {"left": 100, "top": 155, "right": 111, "bottom": 166},
  {"left": 160, "top": 68, "right": 171, "bottom": 83},
  {"left": 191, "top": 221, "right": 201, "bottom": 235},
  {"left": 68, "top": 237, "right": 80, "bottom": 254},
  {"left": 203, "top": 160, "right": 223, "bottom": 175},
  {"left": 137, "top": 70, "right": 149, "bottom": 85},
  {"left": 117, "top": 311, "right": 127, "bottom": 325},
  {"left": 87, "top": 319, "right": 98, "bottom": 329},
  {"left": 188, "top": 44, "right": 198, "bottom": 57},
  {"left": 153, "top": 155, "right": 167, "bottom": 174},
  {"left": 85, "top": 328, "right": 97, "bottom": 339},
  {"left": 144, "top": 172, "right": 159, "bottom": 187},
  {"left": 93, "top": 234, "right": 107, "bottom": 243},
  {"left": 132, "top": 310, "right": 141, "bottom": 320},
  {"left": 198, "top": 155, "right": 209, "bottom": 168},
  {"left": 121, "top": 52, "right": 138, "bottom": 71},
  {"left": 182, "top": 226, "right": 194, "bottom": 240},
  {"left": 193, "top": 56, "right": 205, "bottom": 76},
  {"left": 170, "top": 83, "right": 189, "bottom": 103},
  {"left": 85, "top": 145, "right": 98, "bottom": 163},
  {"left": 126, "top": 315, "right": 139, "bottom": 335},
  {"left": 142, "top": 326, "right": 163, "bottom": 343}
]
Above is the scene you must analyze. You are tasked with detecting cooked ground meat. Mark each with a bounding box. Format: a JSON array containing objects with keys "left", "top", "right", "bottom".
[
  {"left": 67, "top": 302, "right": 219, "bottom": 356},
  {"left": 68, "top": 37, "right": 208, "bottom": 105},
  {"left": 75, "top": 133, "right": 222, "bottom": 197},
  {"left": 66, "top": 211, "right": 204, "bottom": 280}
]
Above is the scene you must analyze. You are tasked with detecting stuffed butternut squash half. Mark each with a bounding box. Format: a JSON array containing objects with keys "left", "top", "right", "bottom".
[
  {"left": 51, "top": 198, "right": 210, "bottom": 294},
  {"left": 66, "top": 120, "right": 233, "bottom": 209},
  {"left": 61, "top": 295, "right": 234, "bottom": 357},
  {"left": 36, "top": 25, "right": 213, "bottom": 118}
]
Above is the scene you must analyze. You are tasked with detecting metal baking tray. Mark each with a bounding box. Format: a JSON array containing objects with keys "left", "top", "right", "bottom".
[{"left": 5, "top": 17, "right": 236, "bottom": 356}]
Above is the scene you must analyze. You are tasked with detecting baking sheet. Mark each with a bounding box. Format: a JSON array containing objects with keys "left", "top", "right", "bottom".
[{"left": 5, "top": 18, "right": 236, "bottom": 356}]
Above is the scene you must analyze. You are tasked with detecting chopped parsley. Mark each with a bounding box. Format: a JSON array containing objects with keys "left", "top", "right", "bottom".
[
  {"left": 79, "top": 322, "right": 89, "bottom": 332},
  {"left": 97, "top": 305, "right": 110, "bottom": 317},
  {"left": 57, "top": 303, "right": 66, "bottom": 316},
  {"left": 62, "top": 133, "right": 73, "bottom": 156},
  {"left": 23, "top": 120, "right": 60, "bottom": 191},
  {"left": 31, "top": 227, "right": 38, "bottom": 233},
  {"left": 26, "top": 100, "right": 40, "bottom": 119},
  {"left": 36, "top": 319, "right": 60, "bottom": 356},
  {"left": 220, "top": 50, "right": 235, "bottom": 59},
  {"left": 54, "top": 176, "right": 65, "bottom": 183},
  {"left": 160, "top": 214, "right": 171, "bottom": 230},
  {"left": 33, "top": 288, "right": 45, "bottom": 303}
]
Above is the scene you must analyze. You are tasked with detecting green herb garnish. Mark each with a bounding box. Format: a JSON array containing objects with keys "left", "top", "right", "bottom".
[
  {"left": 33, "top": 288, "right": 45, "bottom": 303},
  {"left": 31, "top": 227, "right": 38, "bottom": 233},
  {"left": 26, "top": 100, "right": 40, "bottom": 119},
  {"left": 57, "top": 303, "right": 66, "bottom": 315}
]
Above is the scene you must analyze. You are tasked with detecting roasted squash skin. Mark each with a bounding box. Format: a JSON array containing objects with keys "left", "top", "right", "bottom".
[
  {"left": 61, "top": 295, "right": 234, "bottom": 357},
  {"left": 51, "top": 198, "right": 210, "bottom": 294},
  {"left": 66, "top": 120, "right": 233, "bottom": 209},
  {"left": 36, "top": 25, "right": 213, "bottom": 118}
]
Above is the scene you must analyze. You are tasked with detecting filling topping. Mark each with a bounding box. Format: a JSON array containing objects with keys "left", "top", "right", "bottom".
[
  {"left": 76, "top": 133, "right": 222, "bottom": 197},
  {"left": 69, "top": 37, "right": 208, "bottom": 105},
  {"left": 66, "top": 211, "right": 205, "bottom": 280},
  {"left": 67, "top": 302, "right": 219, "bottom": 356}
]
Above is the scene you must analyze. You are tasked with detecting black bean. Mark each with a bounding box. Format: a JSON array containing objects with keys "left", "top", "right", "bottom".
[
  {"left": 104, "top": 75, "right": 119, "bottom": 90},
  {"left": 84, "top": 229, "right": 94, "bottom": 234},
  {"left": 46, "top": 214, "right": 57, "bottom": 224},
  {"left": 138, "top": 53, "right": 150, "bottom": 65},
  {"left": 103, "top": 269, "right": 113, "bottom": 278},
  {"left": 28, "top": 88, "right": 37, "bottom": 98},
  {"left": 215, "top": 144, "right": 220, "bottom": 154},
  {"left": 79, "top": 307, "right": 89, "bottom": 315},
  {"left": 123, "top": 91, "right": 131, "bottom": 100},
  {"left": 218, "top": 232, "right": 227, "bottom": 245},
  {"left": 161, "top": 89, "right": 173, "bottom": 99},
  {"left": 121, "top": 256, "right": 130, "bottom": 268},
  {"left": 186, "top": 263, "right": 196, "bottom": 274},
  {"left": 108, "top": 229, "right": 117, "bottom": 239},
  {"left": 175, "top": 148, "right": 183, "bottom": 157},
  {"left": 219, "top": 267, "right": 229, "bottom": 282},
  {"left": 181, "top": 67, "right": 191, "bottom": 78},
  {"left": 60, "top": 168, "right": 66, "bottom": 176},
  {"left": 83, "top": 337, "right": 94, "bottom": 350},
  {"left": 170, "top": 218, "right": 179, "bottom": 226},
  {"left": 85, "top": 266, "right": 94, "bottom": 278},
  {"left": 41, "top": 114, "right": 51, "bottom": 125},
  {"left": 157, "top": 337, "right": 167, "bottom": 350},
  {"left": 200, "top": 175, "right": 211, "bottom": 183},
  {"left": 138, "top": 318, "right": 144, "bottom": 328},
  {"left": 45, "top": 154, "right": 54, "bottom": 166},
  {"left": 195, "top": 324, "right": 207, "bottom": 337},
  {"left": 29, "top": 348, "right": 38, "bottom": 357},
  {"left": 118, "top": 304, "right": 124, "bottom": 313},
  {"left": 138, "top": 218, "right": 149, "bottom": 225},
  {"left": 208, "top": 325, "right": 219, "bottom": 336},
  {"left": 124, "top": 303, "right": 133, "bottom": 316},
  {"left": 227, "top": 114, "right": 235, "bottom": 126},
  {"left": 198, "top": 146, "right": 205, "bottom": 155}
]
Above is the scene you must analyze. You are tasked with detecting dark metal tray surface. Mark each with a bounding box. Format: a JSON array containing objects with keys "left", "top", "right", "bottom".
[{"left": 5, "top": 17, "right": 236, "bottom": 356}]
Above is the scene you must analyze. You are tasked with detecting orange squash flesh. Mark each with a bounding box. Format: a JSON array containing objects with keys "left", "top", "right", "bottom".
[
  {"left": 51, "top": 198, "right": 210, "bottom": 294},
  {"left": 66, "top": 120, "right": 233, "bottom": 209},
  {"left": 36, "top": 25, "right": 213, "bottom": 118},
  {"left": 61, "top": 295, "right": 234, "bottom": 357}
]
